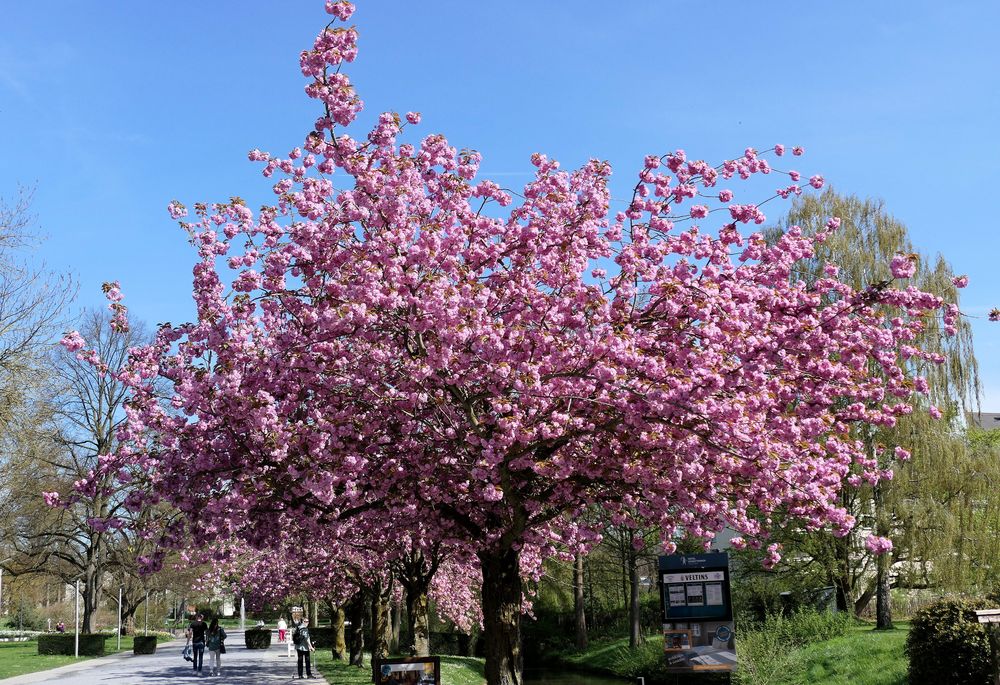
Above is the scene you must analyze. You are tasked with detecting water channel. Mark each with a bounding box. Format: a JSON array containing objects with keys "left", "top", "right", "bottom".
[{"left": 522, "top": 668, "right": 630, "bottom": 685}]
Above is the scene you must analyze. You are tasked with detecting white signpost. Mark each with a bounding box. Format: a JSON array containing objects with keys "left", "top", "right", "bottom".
[{"left": 975, "top": 610, "right": 1000, "bottom": 685}]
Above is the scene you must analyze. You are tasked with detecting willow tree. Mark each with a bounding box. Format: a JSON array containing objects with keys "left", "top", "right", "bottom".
[{"left": 767, "top": 188, "right": 979, "bottom": 628}]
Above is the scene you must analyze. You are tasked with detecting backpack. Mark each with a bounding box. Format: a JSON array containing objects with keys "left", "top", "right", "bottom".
[{"left": 292, "top": 625, "right": 303, "bottom": 646}]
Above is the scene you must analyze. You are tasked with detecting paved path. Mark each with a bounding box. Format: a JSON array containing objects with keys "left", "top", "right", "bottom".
[{"left": 2, "top": 631, "right": 327, "bottom": 685}]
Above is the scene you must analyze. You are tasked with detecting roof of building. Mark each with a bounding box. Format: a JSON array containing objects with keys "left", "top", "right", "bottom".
[{"left": 968, "top": 412, "right": 1000, "bottom": 431}]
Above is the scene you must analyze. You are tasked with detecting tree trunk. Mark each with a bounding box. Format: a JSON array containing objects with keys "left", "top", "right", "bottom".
[
  {"left": 405, "top": 583, "right": 431, "bottom": 657},
  {"left": 874, "top": 483, "right": 894, "bottom": 630},
  {"left": 371, "top": 582, "right": 392, "bottom": 663},
  {"left": 347, "top": 594, "right": 365, "bottom": 667},
  {"left": 82, "top": 559, "right": 102, "bottom": 633},
  {"left": 309, "top": 598, "right": 319, "bottom": 626},
  {"left": 480, "top": 547, "right": 523, "bottom": 685},
  {"left": 390, "top": 600, "right": 401, "bottom": 653},
  {"left": 628, "top": 548, "right": 641, "bottom": 648},
  {"left": 573, "top": 553, "right": 587, "bottom": 650},
  {"left": 331, "top": 605, "right": 347, "bottom": 661}
]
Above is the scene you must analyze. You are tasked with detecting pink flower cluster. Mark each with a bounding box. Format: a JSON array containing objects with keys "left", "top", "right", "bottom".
[{"left": 865, "top": 535, "right": 893, "bottom": 555}]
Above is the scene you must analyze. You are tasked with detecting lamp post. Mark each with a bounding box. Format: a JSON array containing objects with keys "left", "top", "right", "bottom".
[
  {"left": 74, "top": 579, "right": 81, "bottom": 658},
  {"left": 116, "top": 587, "right": 123, "bottom": 651}
]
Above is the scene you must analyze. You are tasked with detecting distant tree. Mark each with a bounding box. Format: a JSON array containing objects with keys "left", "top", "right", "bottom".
[
  {"left": 9, "top": 311, "right": 146, "bottom": 632},
  {"left": 764, "top": 189, "right": 979, "bottom": 629}
]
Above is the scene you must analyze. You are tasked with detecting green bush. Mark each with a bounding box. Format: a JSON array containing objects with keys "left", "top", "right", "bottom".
[
  {"left": 244, "top": 627, "right": 272, "bottom": 649},
  {"left": 37, "top": 633, "right": 108, "bottom": 656},
  {"left": 907, "top": 597, "right": 992, "bottom": 685},
  {"left": 133, "top": 635, "right": 158, "bottom": 654}
]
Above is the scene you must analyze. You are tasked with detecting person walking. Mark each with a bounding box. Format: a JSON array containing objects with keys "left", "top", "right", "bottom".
[
  {"left": 186, "top": 613, "right": 208, "bottom": 675},
  {"left": 277, "top": 615, "right": 288, "bottom": 644},
  {"left": 205, "top": 617, "right": 227, "bottom": 676},
  {"left": 293, "top": 617, "right": 317, "bottom": 679}
]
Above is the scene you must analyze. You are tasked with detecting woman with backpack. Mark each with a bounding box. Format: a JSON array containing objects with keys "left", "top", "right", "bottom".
[
  {"left": 292, "top": 618, "right": 316, "bottom": 679},
  {"left": 205, "top": 617, "right": 227, "bottom": 677}
]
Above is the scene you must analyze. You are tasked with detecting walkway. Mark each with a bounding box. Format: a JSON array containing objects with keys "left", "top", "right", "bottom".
[{"left": 1, "top": 631, "right": 327, "bottom": 685}]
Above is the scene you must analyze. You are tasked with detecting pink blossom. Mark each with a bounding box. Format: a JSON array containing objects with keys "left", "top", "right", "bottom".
[
  {"left": 325, "top": 1, "right": 354, "bottom": 20},
  {"left": 929, "top": 405, "right": 942, "bottom": 419},
  {"left": 405, "top": 111, "right": 421, "bottom": 125},
  {"left": 167, "top": 200, "right": 187, "bottom": 219},
  {"left": 42, "top": 491, "right": 61, "bottom": 507},
  {"left": 865, "top": 535, "right": 893, "bottom": 555},
  {"left": 809, "top": 175, "right": 824, "bottom": 189},
  {"left": 992, "top": 309, "right": 1000, "bottom": 322},
  {"left": 60, "top": 330, "right": 86, "bottom": 352},
  {"left": 792, "top": 146, "right": 804, "bottom": 156},
  {"left": 689, "top": 205, "right": 709, "bottom": 219},
  {"left": 762, "top": 543, "right": 782, "bottom": 570},
  {"left": 894, "top": 446, "right": 911, "bottom": 461},
  {"left": 718, "top": 189, "right": 734, "bottom": 202},
  {"left": 890, "top": 253, "right": 917, "bottom": 279},
  {"left": 952, "top": 275, "right": 968, "bottom": 288},
  {"left": 774, "top": 144, "right": 785, "bottom": 156}
]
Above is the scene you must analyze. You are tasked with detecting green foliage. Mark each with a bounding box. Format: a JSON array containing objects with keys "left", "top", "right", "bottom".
[
  {"left": 6, "top": 599, "right": 45, "bottom": 631},
  {"left": 243, "top": 627, "right": 272, "bottom": 649},
  {"left": 906, "top": 598, "right": 992, "bottom": 685},
  {"left": 734, "top": 610, "right": 852, "bottom": 685},
  {"left": 132, "top": 635, "right": 157, "bottom": 654},
  {"left": 36, "top": 633, "right": 108, "bottom": 656},
  {"left": 608, "top": 640, "right": 666, "bottom": 679}
]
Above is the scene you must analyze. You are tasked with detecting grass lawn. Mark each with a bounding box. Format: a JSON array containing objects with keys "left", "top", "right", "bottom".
[
  {"left": 555, "top": 636, "right": 631, "bottom": 673},
  {"left": 770, "top": 623, "right": 909, "bottom": 685},
  {"left": 0, "top": 634, "right": 174, "bottom": 680},
  {"left": 313, "top": 651, "right": 485, "bottom": 685},
  {"left": 552, "top": 621, "right": 910, "bottom": 685}
]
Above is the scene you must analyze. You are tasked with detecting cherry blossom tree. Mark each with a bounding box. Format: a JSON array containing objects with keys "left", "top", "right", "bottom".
[{"left": 65, "top": 3, "right": 954, "bottom": 683}]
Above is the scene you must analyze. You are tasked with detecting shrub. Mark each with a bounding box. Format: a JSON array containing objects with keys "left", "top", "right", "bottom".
[
  {"left": 244, "top": 627, "right": 272, "bottom": 649},
  {"left": 37, "top": 633, "right": 108, "bottom": 656},
  {"left": 309, "top": 626, "right": 335, "bottom": 648},
  {"left": 133, "top": 635, "right": 158, "bottom": 654},
  {"left": 907, "top": 597, "right": 992, "bottom": 685}
]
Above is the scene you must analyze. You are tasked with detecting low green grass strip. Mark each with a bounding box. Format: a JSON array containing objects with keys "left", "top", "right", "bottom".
[{"left": 313, "top": 652, "right": 485, "bottom": 685}]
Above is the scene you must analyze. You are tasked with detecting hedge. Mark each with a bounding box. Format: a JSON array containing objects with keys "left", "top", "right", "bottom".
[
  {"left": 308, "top": 627, "right": 335, "bottom": 648},
  {"left": 907, "top": 597, "right": 992, "bottom": 685},
  {"left": 245, "top": 627, "right": 272, "bottom": 649},
  {"left": 37, "top": 633, "right": 108, "bottom": 656},
  {"left": 133, "top": 635, "right": 158, "bottom": 654}
]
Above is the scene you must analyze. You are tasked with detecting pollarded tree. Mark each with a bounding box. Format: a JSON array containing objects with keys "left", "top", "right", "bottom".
[
  {"left": 69, "top": 4, "right": 953, "bottom": 684},
  {"left": 763, "top": 189, "right": 979, "bottom": 628}
]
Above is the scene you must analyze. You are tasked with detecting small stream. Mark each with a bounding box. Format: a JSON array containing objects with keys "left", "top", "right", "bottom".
[{"left": 522, "top": 668, "right": 630, "bottom": 685}]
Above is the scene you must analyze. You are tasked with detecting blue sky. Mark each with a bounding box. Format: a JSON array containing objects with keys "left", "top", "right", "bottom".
[{"left": 2, "top": 2, "right": 998, "bottom": 407}]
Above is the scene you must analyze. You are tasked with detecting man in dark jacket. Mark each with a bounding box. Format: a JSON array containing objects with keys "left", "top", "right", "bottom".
[{"left": 186, "top": 613, "right": 208, "bottom": 673}]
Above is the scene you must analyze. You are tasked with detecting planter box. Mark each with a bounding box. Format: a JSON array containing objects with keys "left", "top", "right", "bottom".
[
  {"left": 244, "top": 628, "right": 271, "bottom": 649},
  {"left": 133, "top": 635, "right": 158, "bottom": 654},
  {"left": 38, "top": 633, "right": 108, "bottom": 656}
]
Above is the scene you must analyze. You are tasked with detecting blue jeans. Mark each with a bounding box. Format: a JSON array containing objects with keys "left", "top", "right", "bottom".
[{"left": 192, "top": 641, "right": 205, "bottom": 670}]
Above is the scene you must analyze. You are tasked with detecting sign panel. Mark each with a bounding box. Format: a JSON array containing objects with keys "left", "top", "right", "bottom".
[
  {"left": 374, "top": 656, "right": 440, "bottom": 685},
  {"left": 659, "top": 552, "right": 736, "bottom": 673}
]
